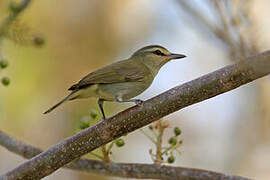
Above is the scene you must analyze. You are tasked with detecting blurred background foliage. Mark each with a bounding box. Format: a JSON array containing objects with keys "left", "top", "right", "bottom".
[{"left": 0, "top": 0, "right": 270, "bottom": 179}]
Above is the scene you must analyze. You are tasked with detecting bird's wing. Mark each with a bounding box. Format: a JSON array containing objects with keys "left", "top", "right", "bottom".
[{"left": 68, "top": 60, "right": 149, "bottom": 90}]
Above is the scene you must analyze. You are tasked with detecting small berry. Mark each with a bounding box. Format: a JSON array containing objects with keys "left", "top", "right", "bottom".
[
  {"left": 168, "top": 137, "right": 177, "bottom": 146},
  {"left": 0, "top": 60, "right": 8, "bottom": 69},
  {"left": 2, "top": 77, "right": 10, "bottom": 86},
  {"left": 167, "top": 156, "right": 175, "bottom": 164},
  {"left": 174, "top": 127, "right": 181, "bottom": 136},
  {"left": 115, "top": 139, "right": 125, "bottom": 147},
  {"left": 90, "top": 111, "right": 98, "bottom": 119},
  {"left": 79, "top": 118, "right": 90, "bottom": 129},
  {"left": 79, "top": 122, "right": 89, "bottom": 129},
  {"left": 33, "top": 36, "right": 45, "bottom": 47}
]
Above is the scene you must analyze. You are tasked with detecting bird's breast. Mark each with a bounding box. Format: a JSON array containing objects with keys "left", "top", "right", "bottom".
[{"left": 98, "top": 77, "right": 153, "bottom": 101}]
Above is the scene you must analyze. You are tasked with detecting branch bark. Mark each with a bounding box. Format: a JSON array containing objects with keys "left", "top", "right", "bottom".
[
  {"left": 0, "top": 130, "right": 251, "bottom": 180},
  {"left": 2, "top": 50, "right": 270, "bottom": 179}
]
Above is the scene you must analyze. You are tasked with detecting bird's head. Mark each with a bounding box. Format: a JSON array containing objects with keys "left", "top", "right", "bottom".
[{"left": 131, "top": 45, "right": 186, "bottom": 75}]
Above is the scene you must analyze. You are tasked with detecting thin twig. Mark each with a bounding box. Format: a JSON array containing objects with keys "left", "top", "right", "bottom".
[
  {"left": 140, "top": 129, "right": 156, "bottom": 144},
  {"left": 155, "top": 121, "right": 165, "bottom": 164},
  {"left": 106, "top": 141, "right": 114, "bottom": 154},
  {"left": 101, "top": 145, "right": 110, "bottom": 163},
  {"left": 89, "top": 152, "right": 103, "bottom": 160},
  {"left": 162, "top": 143, "right": 181, "bottom": 156}
]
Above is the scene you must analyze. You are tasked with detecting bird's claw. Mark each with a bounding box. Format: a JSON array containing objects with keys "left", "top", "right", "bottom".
[{"left": 101, "top": 117, "right": 107, "bottom": 121}]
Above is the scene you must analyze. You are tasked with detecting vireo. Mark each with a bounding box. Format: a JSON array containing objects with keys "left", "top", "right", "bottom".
[{"left": 44, "top": 45, "right": 186, "bottom": 119}]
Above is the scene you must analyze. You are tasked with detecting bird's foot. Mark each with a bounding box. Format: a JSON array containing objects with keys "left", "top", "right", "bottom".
[{"left": 101, "top": 117, "right": 107, "bottom": 121}]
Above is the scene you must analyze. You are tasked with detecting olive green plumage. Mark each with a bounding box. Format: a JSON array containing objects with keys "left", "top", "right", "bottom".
[{"left": 44, "top": 45, "right": 186, "bottom": 119}]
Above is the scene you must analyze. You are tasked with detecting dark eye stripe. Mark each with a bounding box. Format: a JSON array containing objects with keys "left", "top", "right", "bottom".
[{"left": 153, "top": 50, "right": 165, "bottom": 56}]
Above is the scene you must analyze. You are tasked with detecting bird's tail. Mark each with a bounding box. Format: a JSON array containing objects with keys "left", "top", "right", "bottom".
[{"left": 43, "top": 90, "right": 78, "bottom": 114}]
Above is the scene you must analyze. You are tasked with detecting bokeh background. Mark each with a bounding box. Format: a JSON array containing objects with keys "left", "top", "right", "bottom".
[{"left": 1, "top": 0, "right": 270, "bottom": 179}]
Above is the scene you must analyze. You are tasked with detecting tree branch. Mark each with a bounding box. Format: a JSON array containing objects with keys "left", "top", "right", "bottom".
[
  {"left": 0, "top": 130, "right": 251, "bottom": 180},
  {"left": 0, "top": 0, "right": 32, "bottom": 37},
  {"left": 2, "top": 50, "right": 270, "bottom": 179},
  {"left": 68, "top": 160, "right": 250, "bottom": 180}
]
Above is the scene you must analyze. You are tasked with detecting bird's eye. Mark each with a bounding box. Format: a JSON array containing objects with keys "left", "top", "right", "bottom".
[{"left": 153, "top": 50, "right": 163, "bottom": 56}]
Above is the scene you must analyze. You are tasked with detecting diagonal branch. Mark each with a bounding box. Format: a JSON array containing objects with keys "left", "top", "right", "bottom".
[
  {"left": 0, "top": 130, "right": 251, "bottom": 180},
  {"left": 1, "top": 50, "right": 270, "bottom": 179}
]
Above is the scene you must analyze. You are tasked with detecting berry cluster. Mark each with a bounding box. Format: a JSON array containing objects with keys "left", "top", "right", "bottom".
[
  {"left": 0, "top": 59, "right": 10, "bottom": 86},
  {"left": 144, "top": 120, "right": 183, "bottom": 164}
]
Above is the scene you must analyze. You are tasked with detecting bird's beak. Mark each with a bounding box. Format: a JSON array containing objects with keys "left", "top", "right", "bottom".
[{"left": 168, "top": 53, "right": 186, "bottom": 60}]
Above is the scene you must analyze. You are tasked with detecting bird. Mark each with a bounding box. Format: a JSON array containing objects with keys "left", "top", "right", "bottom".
[{"left": 44, "top": 45, "right": 186, "bottom": 119}]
